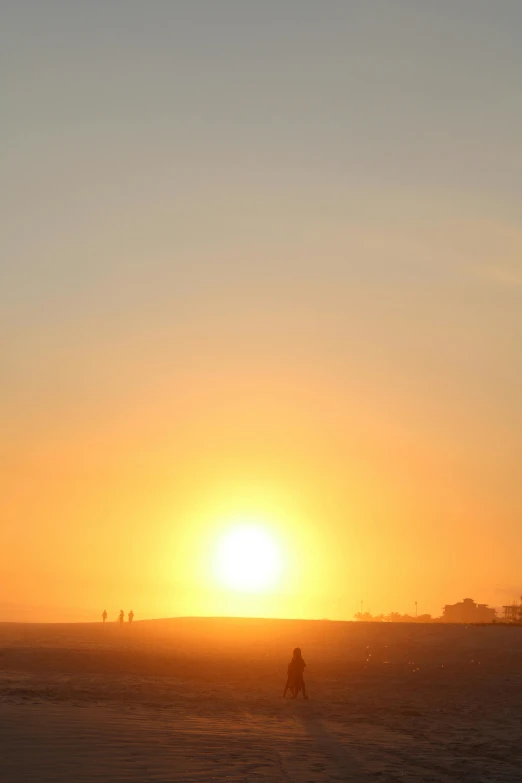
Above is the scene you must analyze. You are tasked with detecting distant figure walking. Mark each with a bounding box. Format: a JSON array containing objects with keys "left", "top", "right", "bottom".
[
  {"left": 283, "top": 647, "right": 308, "bottom": 699},
  {"left": 128, "top": 610, "right": 134, "bottom": 624},
  {"left": 102, "top": 609, "right": 107, "bottom": 623},
  {"left": 118, "top": 609, "right": 124, "bottom": 625}
]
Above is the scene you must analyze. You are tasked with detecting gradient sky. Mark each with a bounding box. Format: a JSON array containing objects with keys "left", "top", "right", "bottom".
[{"left": 2, "top": 1, "right": 521, "bottom": 622}]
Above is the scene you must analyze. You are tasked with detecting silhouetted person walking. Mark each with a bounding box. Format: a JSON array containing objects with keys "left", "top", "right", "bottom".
[
  {"left": 128, "top": 610, "right": 134, "bottom": 623},
  {"left": 283, "top": 647, "right": 308, "bottom": 699},
  {"left": 102, "top": 609, "right": 107, "bottom": 623},
  {"left": 118, "top": 609, "right": 124, "bottom": 625}
]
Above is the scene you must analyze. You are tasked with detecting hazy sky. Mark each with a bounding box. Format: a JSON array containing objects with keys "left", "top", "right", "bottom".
[{"left": 2, "top": 2, "right": 521, "bottom": 622}]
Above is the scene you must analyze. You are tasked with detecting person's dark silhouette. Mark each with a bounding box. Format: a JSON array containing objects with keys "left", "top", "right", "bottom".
[
  {"left": 128, "top": 610, "right": 134, "bottom": 623},
  {"left": 118, "top": 609, "right": 124, "bottom": 625},
  {"left": 102, "top": 609, "right": 107, "bottom": 623},
  {"left": 283, "top": 647, "right": 308, "bottom": 699}
]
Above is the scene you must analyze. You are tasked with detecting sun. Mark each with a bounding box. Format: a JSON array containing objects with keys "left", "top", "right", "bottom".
[{"left": 215, "top": 524, "right": 283, "bottom": 592}]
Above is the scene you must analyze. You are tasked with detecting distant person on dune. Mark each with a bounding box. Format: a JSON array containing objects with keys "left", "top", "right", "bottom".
[
  {"left": 102, "top": 609, "right": 107, "bottom": 623},
  {"left": 118, "top": 609, "right": 124, "bottom": 625},
  {"left": 283, "top": 647, "right": 308, "bottom": 699},
  {"left": 128, "top": 610, "right": 134, "bottom": 623}
]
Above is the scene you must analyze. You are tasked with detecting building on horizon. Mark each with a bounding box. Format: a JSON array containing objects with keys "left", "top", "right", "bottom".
[
  {"left": 443, "top": 598, "right": 496, "bottom": 624},
  {"left": 502, "top": 599, "right": 522, "bottom": 623}
]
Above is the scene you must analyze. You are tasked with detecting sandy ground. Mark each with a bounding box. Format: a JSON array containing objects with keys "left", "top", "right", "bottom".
[{"left": 1, "top": 618, "right": 521, "bottom": 782}]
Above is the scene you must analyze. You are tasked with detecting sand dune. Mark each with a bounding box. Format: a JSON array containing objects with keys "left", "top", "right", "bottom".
[{"left": 1, "top": 618, "right": 521, "bottom": 781}]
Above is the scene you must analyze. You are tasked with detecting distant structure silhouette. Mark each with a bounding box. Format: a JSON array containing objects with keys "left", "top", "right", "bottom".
[
  {"left": 443, "top": 598, "right": 495, "bottom": 623},
  {"left": 128, "top": 610, "right": 134, "bottom": 623},
  {"left": 502, "top": 596, "right": 522, "bottom": 623},
  {"left": 102, "top": 609, "right": 107, "bottom": 623},
  {"left": 283, "top": 647, "right": 308, "bottom": 700},
  {"left": 118, "top": 609, "right": 124, "bottom": 625}
]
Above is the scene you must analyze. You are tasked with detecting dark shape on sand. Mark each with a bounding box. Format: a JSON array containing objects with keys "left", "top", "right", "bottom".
[{"left": 283, "top": 647, "right": 308, "bottom": 699}]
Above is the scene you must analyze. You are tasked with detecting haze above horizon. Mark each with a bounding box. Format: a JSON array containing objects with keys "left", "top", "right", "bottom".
[{"left": 3, "top": 1, "right": 521, "bottom": 623}]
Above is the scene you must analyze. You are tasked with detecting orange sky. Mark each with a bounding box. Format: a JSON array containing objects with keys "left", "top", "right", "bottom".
[{"left": 3, "top": 3, "right": 522, "bottom": 622}]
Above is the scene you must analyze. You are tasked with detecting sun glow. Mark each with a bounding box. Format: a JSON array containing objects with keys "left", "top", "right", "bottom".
[{"left": 214, "top": 524, "right": 283, "bottom": 592}]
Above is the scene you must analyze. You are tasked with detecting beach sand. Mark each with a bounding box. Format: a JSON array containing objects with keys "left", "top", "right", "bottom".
[{"left": 1, "top": 617, "right": 521, "bottom": 782}]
